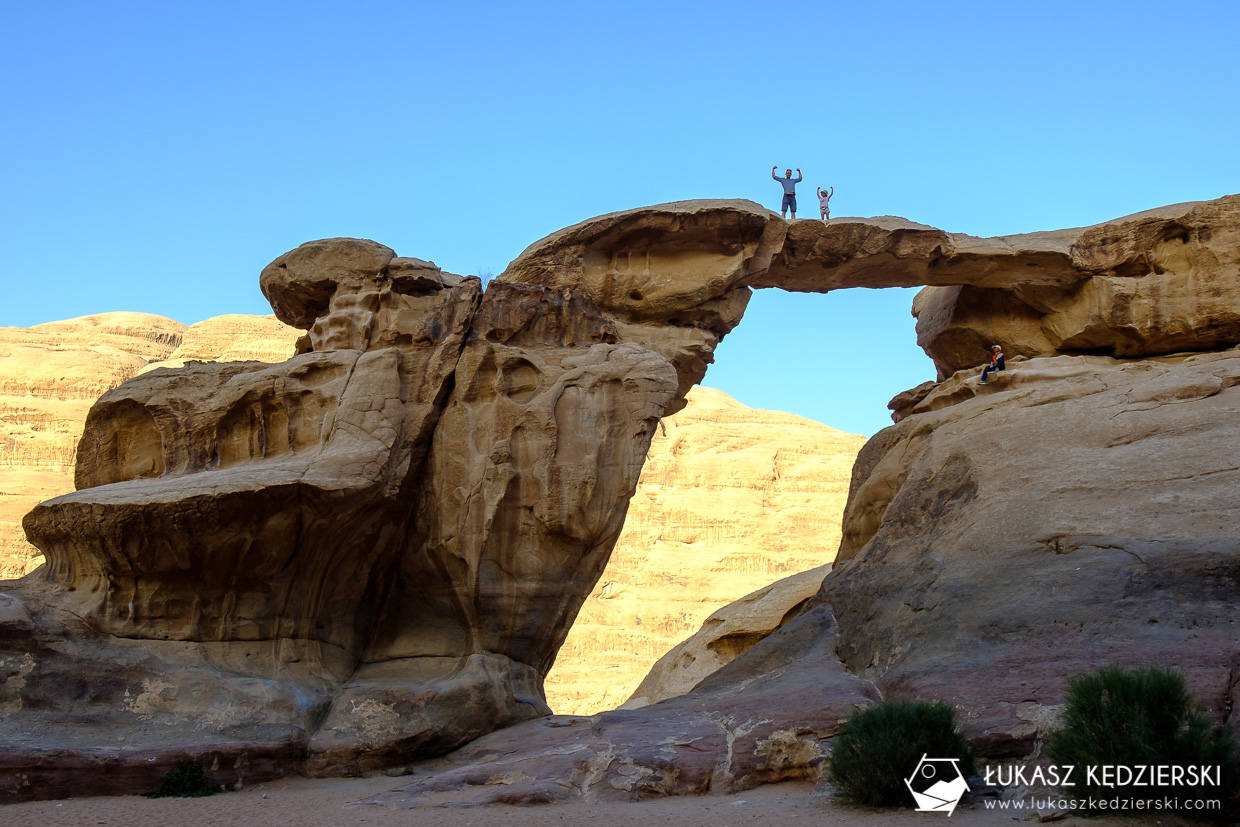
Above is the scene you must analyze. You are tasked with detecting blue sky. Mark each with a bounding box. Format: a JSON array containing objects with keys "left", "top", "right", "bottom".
[{"left": 3, "top": 1, "right": 1238, "bottom": 436}]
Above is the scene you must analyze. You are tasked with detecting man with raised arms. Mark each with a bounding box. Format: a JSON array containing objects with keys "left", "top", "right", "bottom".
[{"left": 771, "top": 165, "right": 802, "bottom": 219}]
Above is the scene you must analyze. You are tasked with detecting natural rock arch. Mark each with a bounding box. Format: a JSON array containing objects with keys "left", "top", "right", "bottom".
[{"left": 7, "top": 194, "right": 1240, "bottom": 798}]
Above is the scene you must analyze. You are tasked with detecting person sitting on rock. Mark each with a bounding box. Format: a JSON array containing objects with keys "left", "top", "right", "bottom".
[
  {"left": 980, "top": 345, "right": 1005, "bottom": 384},
  {"left": 817, "top": 185, "right": 834, "bottom": 221},
  {"left": 772, "top": 166, "right": 802, "bottom": 219}
]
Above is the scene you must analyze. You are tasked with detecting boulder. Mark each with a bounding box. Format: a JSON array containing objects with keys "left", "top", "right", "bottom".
[
  {"left": 258, "top": 237, "right": 397, "bottom": 330},
  {"left": 622, "top": 563, "right": 831, "bottom": 710}
]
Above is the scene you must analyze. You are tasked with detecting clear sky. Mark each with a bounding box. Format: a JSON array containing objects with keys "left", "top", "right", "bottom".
[{"left": 3, "top": 1, "right": 1238, "bottom": 436}]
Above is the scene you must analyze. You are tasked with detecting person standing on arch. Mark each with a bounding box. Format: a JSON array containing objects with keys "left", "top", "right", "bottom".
[
  {"left": 772, "top": 166, "right": 802, "bottom": 219},
  {"left": 817, "top": 185, "right": 834, "bottom": 221}
]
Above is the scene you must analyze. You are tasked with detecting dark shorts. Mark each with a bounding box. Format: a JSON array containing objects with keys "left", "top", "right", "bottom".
[{"left": 781, "top": 193, "right": 797, "bottom": 212}]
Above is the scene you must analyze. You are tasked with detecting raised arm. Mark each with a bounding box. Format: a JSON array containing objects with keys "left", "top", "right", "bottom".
[
  {"left": 771, "top": 165, "right": 778, "bottom": 180},
  {"left": 795, "top": 168, "right": 803, "bottom": 183}
]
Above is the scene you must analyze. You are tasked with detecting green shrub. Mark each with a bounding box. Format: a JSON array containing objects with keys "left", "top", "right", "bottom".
[
  {"left": 145, "top": 761, "right": 216, "bottom": 798},
  {"left": 1047, "top": 666, "right": 1237, "bottom": 816},
  {"left": 828, "top": 699, "right": 975, "bottom": 807}
]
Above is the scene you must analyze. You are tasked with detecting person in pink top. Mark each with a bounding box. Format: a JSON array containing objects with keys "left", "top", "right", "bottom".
[{"left": 817, "top": 186, "right": 834, "bottom": 221}]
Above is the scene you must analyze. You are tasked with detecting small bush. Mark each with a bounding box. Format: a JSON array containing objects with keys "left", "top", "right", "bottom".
[
  {"left": 1047, "top": 666, "right": 1238, "bottom": 816},
  {"left": 145, "top": 761, "right": 216, "bottom": 798},
  {"left": 828, "top": 699, "right": 975, "bottom": 807}
]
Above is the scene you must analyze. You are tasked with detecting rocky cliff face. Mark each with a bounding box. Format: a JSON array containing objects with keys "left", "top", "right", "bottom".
[
  {"left": 827, "top": 349, "right": 1240, "bottom": 755},
  {"left": 4, "top": 194, "right": 1240, "bottom": 803},
  {"left": 543, "top": 387, "right": 863, "bottom": 715},
  {"left": 0, "top": 313, "right": 300, "bottom": 579}
]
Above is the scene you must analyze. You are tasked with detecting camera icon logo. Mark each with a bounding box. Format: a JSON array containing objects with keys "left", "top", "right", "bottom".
[{"left": 905, "top": 754, "right": 969, "bottom": 816}]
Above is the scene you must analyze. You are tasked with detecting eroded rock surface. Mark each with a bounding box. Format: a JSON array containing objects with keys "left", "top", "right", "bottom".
[
  {"left": 499, "top": 200, "right": 773, "bottom": 409},
  {"left": 0, "top": 311, "right": 861, "bottom": 720},
  {"left": 358, "top": 604, "right": 877, "bottom": 806},
  {"left": 826, "top": 350, "right": 1240, "bottom": 755},
  {"left": 912, "top": 196, "right": 1240, "bottom": 377}
]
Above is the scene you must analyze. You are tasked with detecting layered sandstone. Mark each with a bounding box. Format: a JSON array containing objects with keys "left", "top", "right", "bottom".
[
  {"left": 148, "top": 313, "right": 303, "bottom": 368},
  {"left": 543, "top": 388, "right": 861, "bottom": 715},
  {"left": 0, "top": 314, "right": 299, "bottom": 579},
  {"left": 2, "top": 312, "right": 187, "bottom": 360},
  {"left": 0, "top": 313, "right": 184, "bottom": 579}
]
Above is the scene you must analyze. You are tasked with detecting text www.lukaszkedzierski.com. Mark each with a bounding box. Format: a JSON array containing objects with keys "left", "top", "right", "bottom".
[{"left": 983, "top": 797, "right": 1221, "bottom": 812}]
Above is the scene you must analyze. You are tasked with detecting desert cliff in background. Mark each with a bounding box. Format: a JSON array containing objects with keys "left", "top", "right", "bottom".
[
  {"left": 3, "top": 194, "right": 1239, "bottom": 804},
  {"left": 0, "top": 314, "right": 301, "bottom": 579}
]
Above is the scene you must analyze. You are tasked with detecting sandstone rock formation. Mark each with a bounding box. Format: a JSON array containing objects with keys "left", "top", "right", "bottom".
[
  {"left": 336, "top": 350, "right": 1240, "bottom": 809},
  {"left": 0, "top": 313, "right": 299, "bottom": 579},
  {"left": 4, "top": 193, "right": 1239, "bottom": 802},
  {"left": 828, "top": 349, "right": 1240, "bottom": 755},
  {"left": 499, "top": 200, "right": 769, "bottom": 410},
  {"left": 911, "top": 197, "right": 1240, "bottom": 377},
  {"left": 342, "top": 196, "right": 1240, "bottom": 804},
  {"left": 8, "top": 231, "right": 702, "bottom": 797},
  {"left": 544, "top": 388, "right": 861, "bottom": 715}
]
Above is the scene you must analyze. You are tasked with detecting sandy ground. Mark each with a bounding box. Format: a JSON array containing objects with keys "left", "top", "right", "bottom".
[{"left": 0, "top": 777, "right": 1200, "bottom": 827}]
